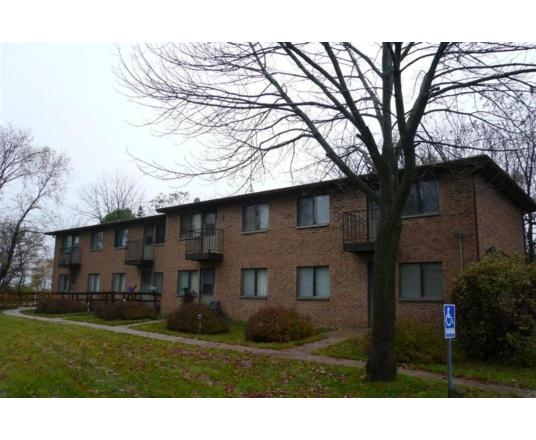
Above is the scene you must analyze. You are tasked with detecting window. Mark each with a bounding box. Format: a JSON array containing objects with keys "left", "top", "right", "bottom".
[
  {"left": 90, "top": 231, "right": 103, "bottom": 250},
  {"left": 153, "top": 272, "right": 163, "bottom": 294},
  {"left": 155, "top": 221, "right": 166, "bottom": 244},
  {"left": 177, "top": 270, "right": 199, "bottom": 296},
  {"left": 61, "top": 234, "right": 79, "bottom": 251},
  {"left": 241, "top": 268, "right": 268, "bottom": 297},
  {"left": 58, "top": 274, "right": 70, "bottom": 292},
  {"left": 200, "top": 268, "right": 215, "bottom": 296},
  {"left": 87, "top": 273, "right": 101, "bottom": 292},
  {"left": 402, "top": 180, "right": 439, "bottom": 217},
  {"left": 111, "top": 273, "right": 126, "bottom": 292},
  {"left": 400, "top": 262, "right": 443, "bottom": 300},
  {"left": 140, "top": 272, "right": 163, "bottom": 293},
  {"left": 297, "top": 266, "right": 330, "bottom": 298},
  {"left": 180, "top": 213, "right": 202, "bottom": 238},
  {"left": 298, "top": 195, "right": 329, "bottom": 227},
  {"left": 114, "top": 228, "right": 128, "bottom": 248},
  {"left": 242, "top": 204, "right": 269, "bottom": 232}
]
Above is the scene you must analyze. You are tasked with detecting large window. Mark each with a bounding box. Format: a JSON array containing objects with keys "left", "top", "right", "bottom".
[
  {"left": 241, "top": 268, "right": 268, "bottom": 297},
  {"left": 141, "top": 272, "right": 163, "bottom": 293},
  {"left": 242, "top": 204, "right": 269, "bottom": 232},
  {"left": 200, "top": 268, "right": 215, "bottom": 297},
  {"left": 114, "top": 228, "right": 128, "bottom": 248},
  {"left": 87, "top": 273, "right": 101, "bottom": 292},
  {"left": 298, "top": 195, "right": 329, "bottom": 227},
  {"left": 90, "top": 231, "right": 103, "bottom": 250},
  {"left": 155, "top": 221, "right": 166, "bottom": 244},
  {"left": 402, "top": 180, "right": 439, "bottom": 217},
  {"left": 61, "top": 234, "right": 79, "bottom": 251},
  {"left": 111, "top": 273, "right": 126, "bottom": 292},
  {"left": 399, "top": 262, "right": 443, "bottom": 300},
  {"left": 180, "top": 213, "right": 202, "bottom": 238},
  {"left": 177, "top": 270, "right": 199, "bottom": 296},
  {"left": 297, "top": 266, "right": 330, "bottom": 298},
  {"left": 58, "top": 274, "right": 70, "bottom": 292}
]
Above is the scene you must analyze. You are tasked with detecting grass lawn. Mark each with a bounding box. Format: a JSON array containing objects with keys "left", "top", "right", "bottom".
[
  {"left": 314, "top": 336, "right": 536, "bottom": 390},
  {"left": 0, "top": 314, "right": 510, "bottom": 397},
  {"left": 132, "top": 320, "right": 328, "bottom": 350},
  {"left": 20, "top": 309, "right": 155, "bottom": 327}
]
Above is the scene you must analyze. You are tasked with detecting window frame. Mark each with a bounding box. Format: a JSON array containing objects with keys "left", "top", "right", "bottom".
[
  {"left": 114, "top": 228, "right": 128, "bottom": 248},
  {"left": 242, "top": 203, "right": 269, "bottom": 233},
  {"left": 401, "top": 179, "right": 439, "bottom": 218},
  {"left": 154, "top": 221, "right": 166, "bottom": 244},
  {"left": 87, "top": 273, "right": 101, "bottom": 292},
  {"left": 399, "top": 262, "right": 443, "bottom": 301},
  {"left": 296, "top": 266, "right": 330, "bottom": 299},
  {"left": 297, "top": 194, "right": 330, "bottom": 227},
  {"left": 58, "top": 274, "right": 70, "bottom": 292},
  {"left": 90, "top": 230, "right": 104, "bottom": 251},
  {"left": 176, "top": 270, "right": 199, "bottom": 296},
  {"left": 111, "top": 273, "right": 126, "bottom": 293},
  {"left": 241, "top": 268, "right": 268, "bottom": 298}
]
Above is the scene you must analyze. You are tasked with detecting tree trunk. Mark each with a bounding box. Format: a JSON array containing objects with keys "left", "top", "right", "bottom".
[{"left": 366, "top": 205, "right": 403, "bottom": 381}]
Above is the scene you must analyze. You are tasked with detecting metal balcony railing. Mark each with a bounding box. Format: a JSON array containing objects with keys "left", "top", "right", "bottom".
[
  {"left": 184, "top": 228, "right": 224, "bottom": 261},
  {"left": 342, "top": 206, "right": 379, "bottom": 252},
  {"left": 58, "top": 245, "right": 81, "bottom": 268},
  {"left": 125, "top": 239, "right": 154, "bottom": 266}
]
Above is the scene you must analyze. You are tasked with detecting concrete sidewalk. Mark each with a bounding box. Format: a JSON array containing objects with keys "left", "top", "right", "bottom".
[{"left": 3, "top": 308, "right": 534, "bottom": 397}]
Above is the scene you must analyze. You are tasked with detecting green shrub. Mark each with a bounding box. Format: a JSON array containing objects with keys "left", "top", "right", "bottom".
[
  {"left": 35, "top": 298, "right": 86, "bottom": 314},
  {"left": 166, "top": 303, "right": 229, "bottom": 334},
  {"left": 395, "top": 319, "right": 445, "bottom": 364},
  {"left": 451, "top": 254, "right": 536, "bottom": 366},
  {"left": 245, "top": 306, "right": 314, "bottom": 342},
  {"left": 93, "top": 301, "right": 158, "bottom": 321}
]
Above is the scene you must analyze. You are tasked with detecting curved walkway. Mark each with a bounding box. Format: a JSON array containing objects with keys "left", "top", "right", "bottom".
[{"left": 4, "top": 308, "right": 534, "bottom": 397}]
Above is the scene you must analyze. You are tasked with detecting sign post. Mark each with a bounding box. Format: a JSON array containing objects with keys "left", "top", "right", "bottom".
[{"left": 443, "top": 304, "right": 456, "bottom": 397}]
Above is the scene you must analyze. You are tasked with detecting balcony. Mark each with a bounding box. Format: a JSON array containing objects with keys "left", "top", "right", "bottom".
[
  {"left": 342, "top": 207, "right": 379, "bottom": 253},
  {"left": 125, "top": 239, "right": 154, "bottom": 267},
  {"left": 58, "top": 246, "right": 81, "bottom": 268},
  {"left": 184, "top": 228, "right": 224, "bottom": 262}
]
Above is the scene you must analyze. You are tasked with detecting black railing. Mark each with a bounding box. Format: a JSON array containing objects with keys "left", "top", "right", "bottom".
[
  {"left": 58, "top": 291, "right": 160, "bottom": 311},
  {"left": 343, "top": 207, "right": 379, "bottom": 249},
  {"left": 125, "top": 239, "right": 154, "bottom": 265},
  {"left": 185, "top": 228, "right": 224, "bottom": 260},
  {"left": 58, "top": 246, "right": 81, "bottom": 268}
]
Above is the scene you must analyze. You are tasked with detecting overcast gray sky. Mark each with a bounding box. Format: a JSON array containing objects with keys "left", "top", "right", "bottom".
[{"left": 0, "top": 43, "right": 291, "bottom": 229}]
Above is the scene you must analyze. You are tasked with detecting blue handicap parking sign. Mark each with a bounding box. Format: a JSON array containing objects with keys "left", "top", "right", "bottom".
[{"left": 444, "top": 304, "right": 456, "bottom": 339}]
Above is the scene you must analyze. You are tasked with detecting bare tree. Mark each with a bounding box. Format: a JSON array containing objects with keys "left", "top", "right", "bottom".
[
  {"left": 0, "top": 141, "right": 69, "bottom": 292},
  {"left": 119, "top": 42, "right": 536, "bottom": 381},
  {"left": 148, "top": 190, "right": 190, "bottom": 211},
  {"left": 77, "top": 171, "right": 145, "bottom": 223}
]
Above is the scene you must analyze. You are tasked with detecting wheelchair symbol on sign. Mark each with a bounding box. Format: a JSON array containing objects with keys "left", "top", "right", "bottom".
[{"left": 445, "top": 309, "right": 454, "bottom": 327}]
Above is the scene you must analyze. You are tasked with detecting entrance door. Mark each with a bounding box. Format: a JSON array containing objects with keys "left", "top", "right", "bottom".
[
  {"left": 367, "top": 263, "right": 374, "bottom": 326},
  {"left": 199, "top": 268, "right": 215, "bottom": 305},
  {"left": 202, "top": 212, "right": 217, "bottom": 252}
]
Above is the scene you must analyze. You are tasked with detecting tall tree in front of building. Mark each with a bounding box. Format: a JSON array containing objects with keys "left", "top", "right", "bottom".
[{"left": 119, "top": 42, "right": 536, "bottom": 381}]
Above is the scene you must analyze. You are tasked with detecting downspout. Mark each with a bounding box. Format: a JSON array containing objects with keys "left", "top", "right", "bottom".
[
  {"left": 453, "top": 232, "right": 464, "bottom": 272},
  {"left": 471, "top": 174, "right": 481, "bottom": 261}
]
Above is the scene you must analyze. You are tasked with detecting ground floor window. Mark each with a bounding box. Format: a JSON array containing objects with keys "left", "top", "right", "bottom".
[
  {"left": 87, "top": 273, "right": 101, "bottom": 292},
  {"left": 177, "top": 270, "right": 199, "bottom": 296},
  {"left": 111, "top": 273, "right": 126, "bottom": 292},
  {"left": 141, "top": 271, "right": 163, "bottom": 293},
  {"left": 241, "top": 268, "right": 268, "bottom": 297},
  {"left": 297, "top": 266, "right": 330, "bottom": 298},
  {"left": 58, "top": 274, "right": 70, "bottom": 292},
  {"left": 200, "top": 268, "right": 215, "bottom": 297},
  {"left": 399, "top": 262, "right": 443, "bottom": 300}
]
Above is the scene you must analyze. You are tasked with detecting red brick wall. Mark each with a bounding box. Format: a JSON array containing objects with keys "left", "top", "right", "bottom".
[{"left": 50, "top": 171, "right": 527, "bottom": 329}]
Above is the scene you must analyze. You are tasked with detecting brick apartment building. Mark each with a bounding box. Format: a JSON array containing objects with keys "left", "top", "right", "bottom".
[{"left": 47, "top": 155, "right": 536, "bottom": 328}]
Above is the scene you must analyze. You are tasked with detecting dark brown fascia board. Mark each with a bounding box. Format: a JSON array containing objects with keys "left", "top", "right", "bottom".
[
  {"left": 157, "top": 155, "right": 536, "bottom": 214},
  {"left": 45, "top": 214, "right": 166, "bottom": 236}
]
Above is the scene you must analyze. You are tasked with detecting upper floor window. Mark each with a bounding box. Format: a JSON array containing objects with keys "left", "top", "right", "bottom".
[
  {"left": 155, "top": 221, "right": 166, "bottom": 244},
  {"left": 298, "top": 195, "right": 329, "bottom": 227},
  {"left": 241, "top": 268, "right": 268, "bottom": 297},
  {"left": 399, "top": 262, "right": 443, "bottom": 300},
  {"left": 297, "top": 266, "right": 330, "bottom": 298},
  {"left": 242, "top": 203, "right": 269, "bottom": 232},
  {"left": 61, "top": 234, "right": 79, "bottom": 252},
  {"left": 402, "top": 180, "right": 439, "bottom": 217},
  {"left": 114, "top": 228, "right": 128, "bottom": 248},
  {"left": 180, "top": 212, "right": 215, "bottom": 237},
  {"left": 90, "top": 231, "right": 103, "bottom": 250}
]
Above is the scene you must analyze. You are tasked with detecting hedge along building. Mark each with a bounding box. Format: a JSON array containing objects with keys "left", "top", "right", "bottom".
[{"left": 47, "top": 155, "right": 536, "bottom": 329}]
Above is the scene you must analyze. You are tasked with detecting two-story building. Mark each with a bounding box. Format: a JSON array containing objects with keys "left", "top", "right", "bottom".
[{"left": 47, "top": 155, "right": 536, "bottom": 328}]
